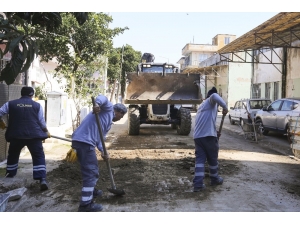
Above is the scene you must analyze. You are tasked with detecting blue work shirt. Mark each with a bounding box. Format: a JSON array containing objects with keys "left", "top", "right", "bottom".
[
  {"left": 193, "top": 93, "right": 228, "bottom": 139},
  {"left": 72, "top": 95, "right": 114, "bottom": 152}
]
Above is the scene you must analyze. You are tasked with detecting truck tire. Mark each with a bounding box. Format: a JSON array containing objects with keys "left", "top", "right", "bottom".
[
  {"left": 177, "top": 108, "right": 192, "bottom": 135},
  {"left": 128, "top": 108, "right": 140, "bottom": 135},
  {"left": 171, "top": 124, "right": 177, "bottom": 129}
]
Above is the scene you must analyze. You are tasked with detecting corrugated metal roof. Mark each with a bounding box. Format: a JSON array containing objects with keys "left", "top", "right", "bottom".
[{"left": 218, "top": 12, "right": 300, "bottom": 54}]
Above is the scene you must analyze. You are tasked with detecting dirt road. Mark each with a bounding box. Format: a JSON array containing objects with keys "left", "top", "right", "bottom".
[{"left": 1, "top": 113, "right": 300, "bottom": 212}]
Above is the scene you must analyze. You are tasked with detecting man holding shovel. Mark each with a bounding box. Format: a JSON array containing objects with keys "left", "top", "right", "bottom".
[
  {"left": 193, "top": 87, "right": 228, "bottom": 192},
  {"left": 72, "top": 94, "right": 127, "bottom": 212}
]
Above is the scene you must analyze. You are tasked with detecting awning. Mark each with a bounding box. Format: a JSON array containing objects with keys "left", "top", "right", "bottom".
[{"left": 218, "top": 12, "right": 300, "bottom": 54}]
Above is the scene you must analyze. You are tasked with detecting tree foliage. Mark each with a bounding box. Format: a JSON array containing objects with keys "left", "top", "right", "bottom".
[
  {"left": 37, "top": 12, "right": 128, "bottom": 129},
  {"left": 107, "top": 45, "right": 141, "bottom": 100},
  {"left": 0, "top": 12, "right": 89, "bottom": 85}
]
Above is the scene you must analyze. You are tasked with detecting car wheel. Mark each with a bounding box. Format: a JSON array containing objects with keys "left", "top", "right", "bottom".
[
  {"left": 255, "top": 119, "right": 268, "bottom": 135},
  {"left": 286, "top": 124, "right": 293, "bottom": 144},
  {"left": 240, "top": 118, "right": 244, "bottom": 127},
  {"left": 229, "top": 115, "right": 235, "bottom": 125}
]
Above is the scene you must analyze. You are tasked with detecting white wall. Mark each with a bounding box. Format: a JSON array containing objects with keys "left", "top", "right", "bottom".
[
  {"left": 287, "top": 44, "right": 300, "bottom": 98},
  {"left": 254, "top": 48, "right": 283, "bottom": 84},
  {"left": 227, "top": 63, "right": 252, "bottom": 108}
]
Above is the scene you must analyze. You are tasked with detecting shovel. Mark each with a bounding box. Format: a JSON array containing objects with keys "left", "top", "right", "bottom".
[
  {"left": 218, "top": 113, "right": 226, "bottom": 140},
  {"left": 91, "top": 96, "right": 125, "bottom": 196},
  {"left": 51, "top": 135, "right": 71, "bottom": 142}
]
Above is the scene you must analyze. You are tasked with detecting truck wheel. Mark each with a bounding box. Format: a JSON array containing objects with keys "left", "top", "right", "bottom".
[
  {"left": 177, "top": 108, "right": 192, "bottom": 135},
  {"left": 128, "top": 108, "right": 140, "bottom": 135}
]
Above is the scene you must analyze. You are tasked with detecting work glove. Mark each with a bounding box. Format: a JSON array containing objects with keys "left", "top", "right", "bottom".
[
  {"left": 222, "top": 109, "right": 228, "bottom": 115},
  {"left": 0, "top": 118, "right": 7, "bottom": 130},
  {"left": 47, "top": 132, "right": 51, "bottom": 138},
  {"left": 92, "top": 104, "right": 101, "bottom": 114},
  {"left": 101, "top": 152, "right": 110, "bottom": 161}
]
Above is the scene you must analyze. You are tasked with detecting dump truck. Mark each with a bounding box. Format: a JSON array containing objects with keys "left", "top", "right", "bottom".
[{"left": 124, "top": 53, "right": 203, "bottom": 135}]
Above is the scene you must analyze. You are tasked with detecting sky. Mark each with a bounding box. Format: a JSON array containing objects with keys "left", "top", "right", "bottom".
[
  {"left": 5, "top": 1, "right": 293, "bottom": 68},
  {"left": 108, "top": 12, "right": 279, "bottom": 65}
]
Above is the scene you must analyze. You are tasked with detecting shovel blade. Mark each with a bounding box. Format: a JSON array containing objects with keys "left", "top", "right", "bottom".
[{"left": 107, "top": 187, "right": 125, "bottom": 196}]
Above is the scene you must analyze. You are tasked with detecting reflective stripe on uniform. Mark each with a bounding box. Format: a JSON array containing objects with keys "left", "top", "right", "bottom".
[{"left": 6, "top": 163, "right": 18, "bottom": 170}]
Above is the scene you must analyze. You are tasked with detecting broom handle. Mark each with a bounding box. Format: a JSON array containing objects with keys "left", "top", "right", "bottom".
[
  {"left": 91, "top": 96, "right": 116, "bottom": 189},
  {"left": 51, "top": 135, "right": 71, "bottom": 142}
]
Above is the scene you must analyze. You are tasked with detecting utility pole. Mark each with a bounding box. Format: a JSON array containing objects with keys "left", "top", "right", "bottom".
[{"left": 116, "top": 45, "right": 124, "bottom": 103}]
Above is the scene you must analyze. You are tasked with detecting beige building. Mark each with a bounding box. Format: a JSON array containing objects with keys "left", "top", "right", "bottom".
[
  {"left": 178, "top": 34, "right": 236, "bottom": 72},
  {"left": 180, "top": 13, "right": 300, "bottom": 111}
]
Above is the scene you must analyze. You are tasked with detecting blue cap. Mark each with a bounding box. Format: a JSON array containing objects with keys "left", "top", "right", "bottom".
[{"left": 113, "top": 103, "right": 127, "bottom": 114}]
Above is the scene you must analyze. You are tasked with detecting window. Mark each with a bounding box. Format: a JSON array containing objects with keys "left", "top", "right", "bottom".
[
  {"left": 199, "top": 54, "right": 209, "bottom": 62},
  {"left": 268, "top": 100, "right": 282, "bottom": 111},
  {"left": 281, "top": 100, "right": 294, "bottom": 111},
  {"left": 225, "top": 37, "right": 230, "bottom": 45},
  {"left": 265, "top": 83, "right": 271, "bottom": 99},
  {"left": 273, "top": 82, "right": 279, "bottom": 100},
  {"left": 249, "top": 100, "right": 271, "bottom": 109},
  {"left": 252, "top": 84, "right": 261, "bottom": 98},
  {"left": 234, "top": 101, "right": 240, "bottom": 109}
]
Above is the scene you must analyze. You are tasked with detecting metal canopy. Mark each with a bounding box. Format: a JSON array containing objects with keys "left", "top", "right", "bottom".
[{"left": 218, "top": 12, "right": 300, "bottom": 54}]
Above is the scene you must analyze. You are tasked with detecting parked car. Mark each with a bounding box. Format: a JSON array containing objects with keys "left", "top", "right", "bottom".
[
  {"left": 255, "top": 97, "right": 300, "bottom": 143},
  {"left": 228, "top": 98, "right": 272, "bottom": 126}
]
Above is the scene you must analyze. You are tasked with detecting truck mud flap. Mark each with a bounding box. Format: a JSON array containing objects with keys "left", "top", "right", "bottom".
[{"left": 125, "top": 72, "right": 202, "bottom": 104}]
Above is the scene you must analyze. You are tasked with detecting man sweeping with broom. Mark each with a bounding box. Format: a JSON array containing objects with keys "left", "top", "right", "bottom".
[{"left": 71, "top": 94, "right": 127, "bottom": 212}]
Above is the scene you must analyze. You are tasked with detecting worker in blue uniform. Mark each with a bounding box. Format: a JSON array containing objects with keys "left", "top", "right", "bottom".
[
  {"left": 72, "top": 94, "right": 127, "bottom": 212},
  {"left": 0, "top": 86, "right": 51, "bottom": 191},
  {"left": 193, "top": 87, "right": 228, "bottom": 192}
]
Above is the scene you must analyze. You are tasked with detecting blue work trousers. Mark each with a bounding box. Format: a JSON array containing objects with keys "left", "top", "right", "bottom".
[
  {"left": 72, "top": 141, "right": 99, "bottom": 206},
  {"left": 193, "top": 136, "right": 220, "bottom": 187},
  {"left": 6, "top": 138, "right": 46, "bottom": 180}
]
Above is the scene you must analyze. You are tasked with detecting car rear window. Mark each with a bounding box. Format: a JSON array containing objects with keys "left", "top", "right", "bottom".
[{"left": 249, "top": 100, "right": 271, "bottom": 109}]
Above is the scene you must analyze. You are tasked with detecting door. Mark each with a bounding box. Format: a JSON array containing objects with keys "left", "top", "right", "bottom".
[
  {"left": 263, "top": 100, "right": 283, "bottom": 130},
  {"left": 232, "top": 101, "right": 241, "bottom": 121},
  {"left": 276, "top": 100, "right": 295, "bottom": 132}
]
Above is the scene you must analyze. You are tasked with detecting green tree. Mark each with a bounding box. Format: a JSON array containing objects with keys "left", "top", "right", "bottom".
[
  {"left": 37, "top": 12, "right": 128, "bottom": 129},
  {"left": 0, "top": 12, "right": 88, "bottom": 85},
  {"left": 107, "top": 45, "right": 141, "bottom": 102}
]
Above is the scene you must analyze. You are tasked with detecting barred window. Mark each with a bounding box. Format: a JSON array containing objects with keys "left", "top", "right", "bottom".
[{"left": 252, "top": 84, "right": 261, "bottom": 99}]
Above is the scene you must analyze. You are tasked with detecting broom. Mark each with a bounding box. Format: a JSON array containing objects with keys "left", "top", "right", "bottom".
[{"left": 51, "top": 135, "right": 77, "bottom": 163}]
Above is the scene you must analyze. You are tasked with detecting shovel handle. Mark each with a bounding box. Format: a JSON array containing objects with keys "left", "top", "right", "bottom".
[
  {"left": 91, "top": 96, "right": 116, "bottom": 189},
  {"left": 219, "top": 114, "right": 226, "bottom": 133},
  {"left": 51, "top": 135, "right": 72, "bottom": 142},
  {"left": 218, "top": 114, "right": 226, "bottom": 140}
]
